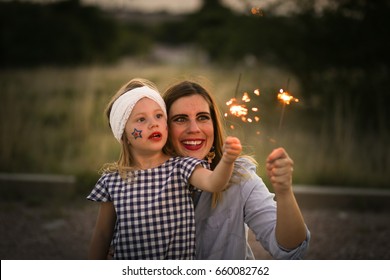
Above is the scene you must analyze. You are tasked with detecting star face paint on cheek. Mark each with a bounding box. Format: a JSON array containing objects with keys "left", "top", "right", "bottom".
[{"left": 131, "top": 128, "right": 142, "bottom": 139}]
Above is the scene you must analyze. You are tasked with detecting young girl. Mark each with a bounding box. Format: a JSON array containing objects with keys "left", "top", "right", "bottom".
[{"left": 87, "top": 78, "right": 241, "bottom": 259}]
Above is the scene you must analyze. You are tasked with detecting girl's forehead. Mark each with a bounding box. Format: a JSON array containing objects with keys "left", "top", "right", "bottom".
[
  {"left": 134, "top": 97, "right": 161, "bottom": 109},
  {"left": 131, "top": 98, "right": 164, "bottom": 116}
]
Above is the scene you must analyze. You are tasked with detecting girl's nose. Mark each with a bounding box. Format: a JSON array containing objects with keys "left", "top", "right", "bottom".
[
  {"left": 149, "top": 122, "right": 159, "bottom": 129},
  {"left": 150, "top": 116, "right": 163, "bottom": 128}
]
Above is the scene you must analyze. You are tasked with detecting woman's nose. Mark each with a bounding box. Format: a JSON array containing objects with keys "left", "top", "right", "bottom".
[{"left": 188, "top": 120, "right": 200, "bottom": 132}]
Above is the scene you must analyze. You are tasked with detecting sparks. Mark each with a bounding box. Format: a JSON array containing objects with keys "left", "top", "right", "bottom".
[
  {"left": 225, "top": 88, "right": 261, "bottom": 132},
  {"left": 242, "top": 92, "right": 250, "bottom": 102}
]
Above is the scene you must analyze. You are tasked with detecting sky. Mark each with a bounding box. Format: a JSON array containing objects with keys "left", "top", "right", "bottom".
[
  {"left": 9, "top": 0, "right": 281, "bottom": 14},
  {"left": 4, "top": 0, "right": 332, "bottom": 15}
]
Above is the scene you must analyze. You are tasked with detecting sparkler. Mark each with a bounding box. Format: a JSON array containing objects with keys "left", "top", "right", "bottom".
[
  {"left": 224, "top": 74, "right": 300, "bottom": 143},
  {"left": 277, "top": 88, "right": 299, "bottom": 130},
  {"left": 224, "top": 92, "right": 261, "bottom": 133},
  {"left": 224, "top": 74, "right": 261, "bottom": 135}
]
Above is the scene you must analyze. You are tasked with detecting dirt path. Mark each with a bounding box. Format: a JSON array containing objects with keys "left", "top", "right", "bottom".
[{"left": 1, "top": 199, "right": 390, "bottom": 260}]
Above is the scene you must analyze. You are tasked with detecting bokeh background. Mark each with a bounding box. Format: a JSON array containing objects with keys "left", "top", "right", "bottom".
[{"left": 1, "top": 0, "right": 389, "bottom": 260}]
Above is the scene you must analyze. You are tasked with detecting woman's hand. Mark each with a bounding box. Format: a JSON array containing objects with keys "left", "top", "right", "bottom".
[{"left": 266, "top": 147, "right": 294, "bottom": 194}]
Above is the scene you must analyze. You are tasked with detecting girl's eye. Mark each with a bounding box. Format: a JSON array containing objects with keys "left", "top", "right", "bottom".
[
  {"left": 137, "top": 117, "right": 145, "bottom": 123},
  {"left": 156, "top": 113, "right": 164, "bottom": 119}
]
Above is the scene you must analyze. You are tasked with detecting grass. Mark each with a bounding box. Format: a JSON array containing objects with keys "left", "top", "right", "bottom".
[{"left": 0, "top": 56, "right": 389, "bottom": 190}]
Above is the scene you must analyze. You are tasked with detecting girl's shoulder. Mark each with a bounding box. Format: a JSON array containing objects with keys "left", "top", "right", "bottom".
[{"left": 97, "top": 170, "right": 122, "bottom": 183}]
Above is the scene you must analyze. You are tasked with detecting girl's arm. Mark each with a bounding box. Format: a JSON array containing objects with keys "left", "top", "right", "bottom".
[
  {"left": 88, "top": 201, "right": 116, "bottom": 259},
  {"left": 189, "top": 136, "right": 242, "bottom": 193}
]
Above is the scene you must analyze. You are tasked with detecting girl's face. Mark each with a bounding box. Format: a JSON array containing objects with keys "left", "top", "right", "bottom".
[
  {"left": 124, "top": 98, "right": 168, "bottom": 156},
  {"left": 168, "top": 94, "right": 214, "bottom": 160}
]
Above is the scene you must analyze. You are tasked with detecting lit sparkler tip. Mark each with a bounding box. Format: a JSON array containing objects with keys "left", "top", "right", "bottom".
[
  {"left": 230, "top": 105, "right": 248, "bottom": 117},
  {"left": 277, "top": 89, "right": 299, "bottom": 105},
  {"left": 224, "top": 81, "right": 262, "bottom": 133}
]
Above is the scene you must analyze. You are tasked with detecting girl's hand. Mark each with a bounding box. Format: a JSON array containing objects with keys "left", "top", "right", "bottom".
[{"left": 222, "top": 136, "right": 242, "bottom": 164}]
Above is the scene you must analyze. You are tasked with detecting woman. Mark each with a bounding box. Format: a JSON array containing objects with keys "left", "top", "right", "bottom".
[{"left": 162, "top": 80, "right": 310, "bottom": 259}]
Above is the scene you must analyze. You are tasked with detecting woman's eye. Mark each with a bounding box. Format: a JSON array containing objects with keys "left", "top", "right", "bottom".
[
  {"left": 198, "top": 115, "right": 211, "bottom": 121},
  {"left": 173, "top": 117, "right": 186, "bottom": 123}
]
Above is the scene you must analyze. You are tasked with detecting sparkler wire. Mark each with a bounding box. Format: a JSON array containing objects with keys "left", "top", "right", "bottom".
[{"left": 234, "top": 73, "right": 241, "bottom": 99}]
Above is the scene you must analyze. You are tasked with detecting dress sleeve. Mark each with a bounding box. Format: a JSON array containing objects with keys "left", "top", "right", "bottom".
[
  {"left": 239, "top": 158, "right": 311, "bottom": 259},
  {"left": 86, "top": 174, "right": 112, "bottom": 202},
  {"left": 177, "top": 157, "right": 209, "bottom": 185}
]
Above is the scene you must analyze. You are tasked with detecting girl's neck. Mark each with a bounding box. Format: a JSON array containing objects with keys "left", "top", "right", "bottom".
[{"left": 133, "top": 152, "right": 171, "bottom": 170}]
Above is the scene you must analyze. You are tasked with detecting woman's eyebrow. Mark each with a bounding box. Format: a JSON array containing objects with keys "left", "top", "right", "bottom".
[
  {"left": 171, "top": 113, "right": 187, "bottom": 117},
  {"left": 169, "top": 113, "right": 187, "bottom": 120}
]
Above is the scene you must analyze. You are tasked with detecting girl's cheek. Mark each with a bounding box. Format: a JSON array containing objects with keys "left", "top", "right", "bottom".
[{"left": 131, "top": 128, "right": 143, "bottom": 139}]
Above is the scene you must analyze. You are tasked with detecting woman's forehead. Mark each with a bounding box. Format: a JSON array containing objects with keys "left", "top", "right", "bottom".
[{"left": 171, "top": 94, "right": 210, "bottom": 112}]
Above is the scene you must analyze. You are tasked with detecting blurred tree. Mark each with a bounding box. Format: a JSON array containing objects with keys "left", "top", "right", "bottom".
[
  {"left": 0, "top": 0, "right": 151, "bottom": 67},
  {"left": 265, "top": 0, "right": 390, "bottom": 133}
]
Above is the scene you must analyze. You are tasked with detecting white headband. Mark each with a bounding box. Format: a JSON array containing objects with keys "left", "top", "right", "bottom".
[{"left": 109, "top": 86, "right": 167, "bottom": 142}]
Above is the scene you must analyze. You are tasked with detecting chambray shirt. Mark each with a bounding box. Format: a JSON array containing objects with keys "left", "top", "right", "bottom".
[{"left": 194, "top": 157, "right": 310, "bottom": 259}]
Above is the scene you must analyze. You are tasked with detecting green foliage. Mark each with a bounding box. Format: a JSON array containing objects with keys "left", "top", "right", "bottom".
[{"left": 0, "top": 0, "right": 151, "bottom": 67}]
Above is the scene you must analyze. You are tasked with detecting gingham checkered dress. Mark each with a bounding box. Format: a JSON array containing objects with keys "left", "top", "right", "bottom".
[{"left": 87, "top": 156, "right": 207, "bottom": 259}]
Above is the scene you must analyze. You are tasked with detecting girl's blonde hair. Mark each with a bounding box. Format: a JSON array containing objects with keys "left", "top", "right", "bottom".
[{"left": 102, "top": 78, "right": 162, "bottom": 177}]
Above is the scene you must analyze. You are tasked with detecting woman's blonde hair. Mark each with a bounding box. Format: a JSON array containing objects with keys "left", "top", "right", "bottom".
[{"left": 102, "top": 78, "right": 162, "bottom": 177}]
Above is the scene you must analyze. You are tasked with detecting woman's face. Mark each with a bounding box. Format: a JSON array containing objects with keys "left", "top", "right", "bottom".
[{"left": 168, "top": 94, "right": 214, "bottom": 160}]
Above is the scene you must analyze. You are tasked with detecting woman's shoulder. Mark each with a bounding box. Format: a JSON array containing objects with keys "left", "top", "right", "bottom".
[
  {"left": 230, "top": 156, "right": 269, "bottom": 194},
  {"left": 234, "top": 156, "right": 258, "bottom": 173}
]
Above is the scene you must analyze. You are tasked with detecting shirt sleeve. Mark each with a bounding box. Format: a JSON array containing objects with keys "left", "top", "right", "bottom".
[{"left": 238, "top": 157, "right": 311, "bottom": 259}]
